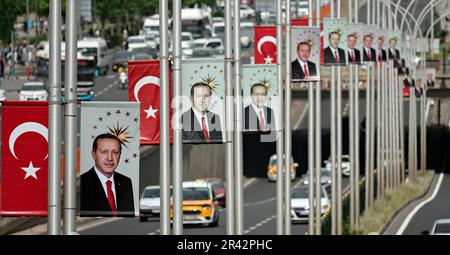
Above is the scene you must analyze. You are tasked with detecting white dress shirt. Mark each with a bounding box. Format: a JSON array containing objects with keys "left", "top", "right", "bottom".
[
  {"left": 251, "top": 102, "right": 265, "bottom": 125},
  {"left": 94, "top": 166, "right": 117, "bottom": 206},
  {"left": 192, "top": 107, "right": 209, "bottom": 132}
]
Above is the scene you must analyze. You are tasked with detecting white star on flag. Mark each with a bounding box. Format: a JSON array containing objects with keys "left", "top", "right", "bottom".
[
  {"left": 21, "top": 161, "right": 41, "bottom": 180},
  {"left": 144, "top": 105, "right": 158, "bottom": 119},
  {"left": 264, "top": 55, "right": 274, "bottom": 64}
]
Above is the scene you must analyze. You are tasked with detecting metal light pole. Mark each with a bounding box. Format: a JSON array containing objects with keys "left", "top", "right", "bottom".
[
  {"left": 314, "top": 0, "right": 322, "bottom": 235},
  {"left": 349, "top": 0, "right": 355, "bottom": 229},
  {"left": 172, "top": 0, "right": 183, "bottom": 235},
  {"left": 159, "top": 0, "right": 171, "bottom": 235},
  {"left": 336, "top": 0, "right": 343, "bottom": 235},
  {"left": 224, "top": 0, "right": 235, "bottom": 235},
  {"left": 276, "top": 0, "right": 284, "bottom": 235},
  {"left": 284, "top": 0, "right": 292, "bottom": 235},
  {"left": 63, "top": 0, "right": 78, "bottom": 235},
  {"left": 308, "top": 0, "right": 316, "bottom": 235},
  {"left": 354, "top": 0, "right": 361, "bottom": 228},
  {"left": 48, "top": 0, "right": 62, "bottom": 235},
  {"left": 234, "top": 0, "right": 244, "bottom": 235}
]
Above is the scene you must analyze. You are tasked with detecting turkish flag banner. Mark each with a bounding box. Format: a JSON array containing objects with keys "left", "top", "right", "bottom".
[
  {"left": 1, "top": 101, "right": 48, "bottom": 216},
  {"left": 128, "top": 60, "right": 173, "bottom": 144},
  {"left": 254, "top": 26, "right": 277, "bottom": 64}
]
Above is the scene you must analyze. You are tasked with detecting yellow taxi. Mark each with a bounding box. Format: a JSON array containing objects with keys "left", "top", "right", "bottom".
[
  {"left": 171, "top": 181, "right": 219, "bottom": 227},
  {"left": 267, "top": 154, "right": 299, "bottom": 182}
]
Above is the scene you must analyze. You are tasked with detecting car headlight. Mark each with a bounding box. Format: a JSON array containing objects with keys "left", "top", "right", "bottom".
[
  {"left": 88, "top": 90, "right": 94, "bottom": 95},
  {"left": 202, "top": 205, "right": 211, "bottom": 210}
]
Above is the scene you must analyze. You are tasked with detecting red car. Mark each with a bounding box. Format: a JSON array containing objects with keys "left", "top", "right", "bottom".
[{"left": 196, "top": 178, "right": 226, "bottom": 208}]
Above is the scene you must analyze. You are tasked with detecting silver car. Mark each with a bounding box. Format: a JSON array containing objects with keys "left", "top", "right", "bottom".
[
  {"left": 291, "top": 185, "right": 330, "bottom": 223},
  {"left": 302, "top": 168, "right": 332, "bottom": 185},
  {"left": 427, "top": 219, "right": 450, "bottom": 235}
]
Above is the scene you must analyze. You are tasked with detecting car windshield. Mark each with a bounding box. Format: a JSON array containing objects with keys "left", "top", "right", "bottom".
[
  {"left": 292, "top": 187, "right": 326, "bottom": 199},
  {"left": 182, "top": 35, "right": 191, "bottom": 41},
  {"left": 214, "top": 26, "right": 225, "bottom": 33},
  {"left": 115, "top": 51, "right": 129, "bottom": 59},
  {"left": 78, "top": 47, "right": 97, "bottom": 56},
  {"left": 211, "top": 182, "right": 224, "bottom": 190},
  {"left": 435, "top": 223, "right": 450, "bottom": 234},
  {"left": 192, "top": 49, "right": 213, "bottom": 58},
  {"left": 183, "top": 188, "right": 210, "bottom": 200},
  {"left": 142, "top": 188, "right": 160, "bottom": 198},
  {"left": 129, "top": 38, "right": 145, "bottom": 44},
  {"left": 22, "top": 85, "right": 46, "bottom": 91},
  {"left": 144, "top": 26, "right": 159, "bottom": 32}
]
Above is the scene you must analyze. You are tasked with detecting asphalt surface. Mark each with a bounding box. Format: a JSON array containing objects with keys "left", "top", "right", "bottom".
[{"left": 399, "top": 174, "right": 450, "bottom": 235}]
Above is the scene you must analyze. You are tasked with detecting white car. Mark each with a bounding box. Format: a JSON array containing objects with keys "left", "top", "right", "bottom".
[
  {"left": 427, "top": 219, "right": 450, "bottom": 235},
  {"left": 291, "top": 185, "right": 330, "bottom": 223},
  {"left": 127, "top": 35, "right": 150, "bottom": 52},
  {"left": 0, "top": 89, "right": 6, "bottom": 102},
  {"left": 324, "top": 155, "right": 351, "bottom": 177},
  {"left": 19, "top": 82, "right": 48, "bottom": 101},
  {"left": 240, "top": 5, "right": 256, "bottom": 20},
  {"left": 139, "top": 185, "right": 161, "bottom": 222},
  {"left": 192, "top": 37, "right": 224, "bottom": 49},
  {"left": 302, "top": 168, "right": 332, "bottom": 186}
]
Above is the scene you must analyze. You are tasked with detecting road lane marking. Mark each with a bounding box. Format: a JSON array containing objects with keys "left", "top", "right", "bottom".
[
  {"left": 147, "top": 229, "right": 161, "bottom": 235},
  {"left": 76, "top": 218, "right": 121, "bottom": 233},
  {"left": 244, "top": 214, "right": 276, "bottom": 234},
  {"left": 396, "top": 173, "right": 444, "bottom": 235}
]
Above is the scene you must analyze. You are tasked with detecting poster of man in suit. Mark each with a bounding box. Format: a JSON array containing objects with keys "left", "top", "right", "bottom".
[
  {"left": 425, "top": 68, "right": 436, "bottom": 88},
  {"left": 354, "top": 25, "right": 377, "bottom": 62},
  {"left": 347, "top": 24, "right": 363, "bottom": 65},
  {"left": 323, "top": 18, "right": 348, "bottom": 65},
  {"left": 291, "top": 27, "right": 321, "bottom": 81},
  {"left": 181, "top": 59, "right": 225, "bottom": 144},
  {"left": 80, "top": 102, "right": 140, "bottom": 217},
  {"left": 375, "top": 29, "right": 389, "bottom": 62},
  {"left": 388, "top": 30, "right": 403, "bottom": 66},
  {"left": 242, "top": 64, "right": 278, "bottom": 142}
]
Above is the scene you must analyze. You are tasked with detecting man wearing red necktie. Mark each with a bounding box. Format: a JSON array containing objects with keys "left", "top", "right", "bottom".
[
  {"left": 376, "top": 36, "right": 387, "bottom": 62},
  {"left": 182, "top": 82, "right": 223, "bottom": 143},
  {"left": 244, "top": 83, "right": 276, "bottom": 133},
  {"left": 324, "top": 31, "right": 347, "bottom": 65},
  {"left": 347, "top": 33, "right": 361, "bottom": 64},
  {"left": 362, "top": 34, "right": 376, "bottom": 62},
  {"left": 81, "top": 133, "right": 135, "bottom": 217}
]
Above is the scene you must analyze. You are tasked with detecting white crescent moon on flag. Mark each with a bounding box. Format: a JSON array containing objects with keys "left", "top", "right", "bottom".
[
  {"left": 257, "top": 36, "right": 277, "bottom": 56},
  {"left": 133, "top": 76, "right": 160, "bottom": 103},
  {"left": 9, "top": 122, "right": 49, "bottom": 160}
]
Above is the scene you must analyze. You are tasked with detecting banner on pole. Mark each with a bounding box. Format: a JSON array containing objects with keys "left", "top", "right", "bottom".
[
  {"left": 323, "top": 18, "right": 348, "bottom": 66},
  {"left": 1, "top": 101, "right": 48, "bottom": 216},
  {"left": 128, "top": 60, "right": 172, "bottom": 145},
  {"left": 290, "top": 27, "right": 321, "bottom": 81},
  {"left": 254, "top": 26, "right": 277, "bottom": 64},
  {"left": 80, "top": 101, "right": 140, "bottom": 217},
  {"left": 181, "top": 59, "right": 225, "bottom": 144},
  {"left": 242, "top": 64, "right": 279, "bottom": 137}
]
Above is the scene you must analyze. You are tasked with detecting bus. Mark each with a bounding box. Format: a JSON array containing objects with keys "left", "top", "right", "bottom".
[
  {"left": 77, "top": 37, "right": 109, "bottom": 76},
  {"left": 35, "top": 43, "right": 96, "bottom": 101}
]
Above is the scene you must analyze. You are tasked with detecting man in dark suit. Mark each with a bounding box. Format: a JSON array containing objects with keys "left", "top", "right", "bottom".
[
  {"left": 291, "top": 41, "right": 318, "bottom": 80},
  {"left": 81, "top": 133, "right": 135, "bottom": 217},
  {"left": 376, "top": 36, "right": 387, "bottom": 62},
  {"left": 347, "top": 33, "right": 361, "bottom": 64},
  {"left": 362, "top": 34, "right": 376, "bottom": 62},
  {"left": 182, "top": 82, "right": 223, "bottom": 143},
  {"left": 426, "top": 72, "right": 435, "bottom": 88},
  {"left": 244, "top": 83, "right": 276, "bottom": 132},
  {"left": 388, "top": 38, "right": 401, "bottom": 61},
  {"left": 324, "top": 31, "right": 347, "bottom": 65}
]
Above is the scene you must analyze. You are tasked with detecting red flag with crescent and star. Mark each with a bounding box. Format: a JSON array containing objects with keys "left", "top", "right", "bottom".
[
  {"left": 128, "top": 60, "right": 173, "bottom": 144},
  {"left": 1, "top": 101, "right": 48, "bottom": 216},
  {"left": 254, "top": 26, "right": 277, "bottom": 64}
]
